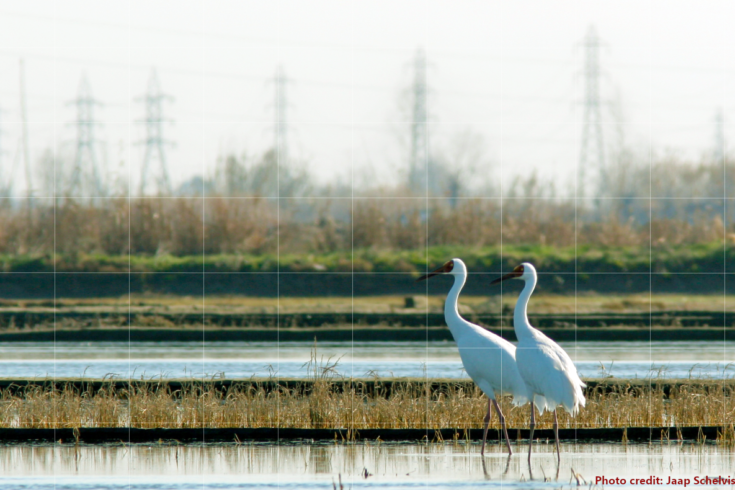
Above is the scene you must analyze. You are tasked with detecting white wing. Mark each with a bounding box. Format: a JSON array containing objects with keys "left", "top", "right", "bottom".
[
  {"left": 516, "top": 332, "right": 586, "bottom": 415},
  {"left": 454, "top": 322, "right": 531, "bottom": 406}
]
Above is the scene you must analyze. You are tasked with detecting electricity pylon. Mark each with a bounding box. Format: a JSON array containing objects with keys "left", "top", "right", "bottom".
[
  {"left": 409, "top": 48, "right": 428, "bottom": 195},
  {"left": 137, "top": 69, "right": 174, "bottom": 195},
  {"left": 578, "top": 26, "right": 606, "bottom": 199},
  {"left": 66, "top": 73, "right": 104, "bottom": 197}
]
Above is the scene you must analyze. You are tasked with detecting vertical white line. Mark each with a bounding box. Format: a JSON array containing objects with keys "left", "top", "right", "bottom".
[
  {"left": 573, "top": 28, "right": 579, "bottom": 464},
  {"left": 721, "top": 13, "right": 727, "bottom": 431},
  {"left": 499, "top": 2, "right": 506, "bottom": 472},
  {"left": 127, "top": 1, "right": 133, "bottom": 479},
  {"left": 350, "top": 0, "right": 355, "bottom": 454},
  {"left": 648, "top": 5, "right": 653, "bottom": 444},
  {"left": 201, "top": 0, "right": 206, "bottom": 466},
  {"left": 424, "top": 11, "right": 430, "bottom": 449},
  {"left": 52, "top": 3, "right": 58, "bottom": 481},
  {"left": 499, "top": 1, "right": 504, "bottom": 470},
  {"left": 276, "top": 0, "right": 282, "bottom": 481}
]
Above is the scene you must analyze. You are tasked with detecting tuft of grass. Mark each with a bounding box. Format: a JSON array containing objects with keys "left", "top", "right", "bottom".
[
  {"left": 0, "top": 198, "right": 731, "bottom": 274},
  {"left": 0, "top": 378, "right": 732, "bottom": 430}
]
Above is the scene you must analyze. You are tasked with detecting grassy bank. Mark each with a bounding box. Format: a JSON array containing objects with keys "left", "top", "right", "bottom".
[
  {"left": 0, "top": 242, "right": 729, "bottom": 274},
  {"left": 0, "top": 243, "right": 732, "bottom": 297},
  {"left": 4, "top": 292, "right": 729, "bottom": 314},
  {"left": 0, "top": 376, "right": 732, "bottom": 431}
]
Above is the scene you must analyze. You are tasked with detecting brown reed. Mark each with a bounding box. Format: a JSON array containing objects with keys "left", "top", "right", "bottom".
[
  {"left": 0, "top": 197, "right": 729, "bottom": 256},
  {"left": 0, "top": 378, "right": 731, "bottom": 430}
]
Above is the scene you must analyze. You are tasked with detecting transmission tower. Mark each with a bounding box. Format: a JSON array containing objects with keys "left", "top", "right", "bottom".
[
  {"left": 714, "top": 108, "right": 725, "bottom": 164},
  {"left": 66, "top": 73, "right": 104, "bottom": 197},
  {"left": 273, "top": 65, "right": 289, "bottom": 164},
  {"left": 0, "top": 106, "right": 4, "bottom": 190},
  {"left": 578, "top": 26, "right": 606, "bottom": 199},
  {"left": 409, "top": 48, "right": 428, "bottom": 194},
  {"left": 137, "top": 69, "right": 174, "bottom": 195},
  {"left": 0, "top": 106, "right": 9, "bottom": 197},
  {"left": 19, "top": 59, "right": 32, "bottom": 206}
]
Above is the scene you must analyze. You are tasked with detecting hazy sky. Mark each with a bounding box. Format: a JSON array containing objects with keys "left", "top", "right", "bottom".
[{"left": 0, "top": 1, "right": 732, "bottom": 198}]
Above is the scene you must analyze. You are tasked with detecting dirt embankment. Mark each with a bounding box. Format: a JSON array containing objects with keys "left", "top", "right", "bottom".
[{"left": 2, "top": 271, "right": 734, "bottom": 298}]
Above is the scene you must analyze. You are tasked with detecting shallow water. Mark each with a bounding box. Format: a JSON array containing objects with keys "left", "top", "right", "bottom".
[
  {"left": 0, "top": 442, "right": 734, "bottom": 489},
  {"left": 0, "top": 340, "right": 733, "bottom": 380}
]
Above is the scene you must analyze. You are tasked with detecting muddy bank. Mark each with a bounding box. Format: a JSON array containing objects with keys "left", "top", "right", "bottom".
[
  {"left": 0, "top": 377, "right": 728, "bottom": 398},
  {"left": 0, "top": 426, "right": 722, "bottom": 444},
  {"left": 0, "top": 326, "right": 729, "bottom": 342},
  {"left": 3, "top": 272, "right": 735, "bottom": 298}
]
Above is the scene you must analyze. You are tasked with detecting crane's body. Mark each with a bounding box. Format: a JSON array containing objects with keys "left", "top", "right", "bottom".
[
  {"left": 418, "top": 258, "right": 537, "bottom": 455},
  {"left": 492, "top": 262, "right": 586, "bottom": 463},
  {"left": 444, "top": 271, "right": 530, "bottom": 405}
]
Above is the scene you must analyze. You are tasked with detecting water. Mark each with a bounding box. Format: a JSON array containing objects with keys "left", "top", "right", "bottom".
[
  {"left": 0, "top": 340, "right": 734, "bottom": 380},
  {"left": 0, "top": 442, "right": 734, "bottom": 489}
]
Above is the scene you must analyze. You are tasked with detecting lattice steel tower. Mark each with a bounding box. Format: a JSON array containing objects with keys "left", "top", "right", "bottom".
[
  {"left": 409, "top": 48, "right": 428, "bottom": 194},
  {"left": 67, "top": 74, "right": 103, "bottom": 197},
  {"left": 137, "top": 69, "right": 174, "bottom": 195},
  {"left": 579, "top": 26, "right": 605, "bottom": 198},
  {"left": 273, "top": 65, "right": 289, "bottom": 165},
  {"left": 0, "top": 106, "right": 4, "bottom": 193},
  {"left": 0, "top": 105, "right": 10, "bottom": 197},
  {"left": 714, "top": 108, "right": 725, "bottom": 164}
]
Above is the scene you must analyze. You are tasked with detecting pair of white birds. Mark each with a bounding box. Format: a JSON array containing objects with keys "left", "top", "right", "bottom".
[{"left": 417, "top": 258, "right": 585, "bottom": 463}]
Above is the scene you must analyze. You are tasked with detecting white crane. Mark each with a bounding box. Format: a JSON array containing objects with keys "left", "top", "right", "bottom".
[
  {"left": 417, "top": 258, "right": 542, "bottom": 455},
  {"left": 491, "top": 262, "right": 586, "bottom": 464}
]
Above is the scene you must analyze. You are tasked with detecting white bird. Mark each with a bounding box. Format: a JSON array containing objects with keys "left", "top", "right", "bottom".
[
  {"left": 417, "top": 258, "right": 540, "bottom": 455},
  {"left": 491, "top": 262, "right": 586, "bottom": 463}
]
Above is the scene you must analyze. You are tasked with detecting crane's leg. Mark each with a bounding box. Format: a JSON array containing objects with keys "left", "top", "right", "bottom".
[
  {"left": 528, "top": 401, "right": 536, "bottom": 464},
  {"left": 553, "top": 409, "right": 561, "bottom": 464},
  {"left": 481, "top": 397, "right": 491, "bottom": 456},
  {"left": 492, "top": 398, "right": 512, "bottom": 455}
]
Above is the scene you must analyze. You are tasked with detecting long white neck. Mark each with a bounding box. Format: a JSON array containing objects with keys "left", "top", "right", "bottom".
[
  {"left": 444, "top": 270, "right": 467, "bottom": 340},
  {"left": 513, "top": 275, "right": 536, "bottom": 340}
]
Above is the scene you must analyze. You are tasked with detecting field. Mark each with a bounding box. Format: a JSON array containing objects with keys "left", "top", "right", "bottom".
[
  {"left": 0, "top": 293, "right": 731, "bottom": 339},
  {"left": 0, "top": 376, "right": 733, "bottom": 435},
  {"left": 5, "top": 292, "right": 734, "bottom": 315}
]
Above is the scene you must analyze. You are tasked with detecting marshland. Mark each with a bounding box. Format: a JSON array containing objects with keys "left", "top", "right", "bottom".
[
  {"left": 1, "top": 374, "right": 735, "bottom": 433},
  {"left": 5, "top": 1, "right": 735, "bottom": 487}
]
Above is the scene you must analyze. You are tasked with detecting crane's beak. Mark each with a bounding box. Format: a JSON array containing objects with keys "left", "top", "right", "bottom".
[
  {"left": 491, "top": 270, "right": 520, "bottom": 285},
  {"left": 416, "top": 264, "right": 446, "bottom": 282}
]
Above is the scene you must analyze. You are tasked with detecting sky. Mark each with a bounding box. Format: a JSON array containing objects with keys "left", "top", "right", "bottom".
[{"left": 0, "top": 0, "right": 732, "bottom": 198}]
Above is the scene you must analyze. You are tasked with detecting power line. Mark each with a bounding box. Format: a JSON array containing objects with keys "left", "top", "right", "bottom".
[
  {"left": 66, "top": 73, "right": 104, "bottom": 197},
  {"left": 0, "top": 106, "right": 4, "bottom": 190},
  {"left": 714, "top": 108, "right": 725, "bottom": 164},
  {"left": 0, "top": 104, "right": 11, "bottom": 197},
  {"left": 272, "top": 65, "right": 290, "bottom": 164},
  {"left": 7, "top": 8, "right": 735, "bottom": 77},
  {"left": 137, "top": 68, "right": 174, "bottom": 195},
  {"left": 578, "top": 25, "right": 605, "bottom": 199},
  {"left": 19, "top": 59, "right": 31, "bottom": 205},
  {"left": 409, "top": 47, "right": 428, "bottom": 194}
]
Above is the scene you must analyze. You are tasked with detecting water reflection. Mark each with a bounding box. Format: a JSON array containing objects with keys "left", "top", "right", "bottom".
[
  {"left": 0, "top": 442, "right": 734, "bottom": 488},
  {"left": 0, "top": 340, "right": 733, "bottom": 380}
]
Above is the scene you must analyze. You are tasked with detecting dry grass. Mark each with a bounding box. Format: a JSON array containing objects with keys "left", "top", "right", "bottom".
[
  {"left": 0, "top": 293, "right": 730, "bottom": 316},
  {"left": 0, "top": 197, "right": 730, "bottom": 257},
  {"left": 1, "top": 378, "right": 733, "bottom": 430}
]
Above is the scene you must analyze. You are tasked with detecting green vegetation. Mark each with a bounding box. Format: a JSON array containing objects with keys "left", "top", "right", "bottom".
[{"left": 0, "top": 242, "right": 728, "bottom": 275}]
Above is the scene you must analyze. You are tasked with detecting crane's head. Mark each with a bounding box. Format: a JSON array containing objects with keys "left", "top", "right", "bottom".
[
  {"left": 415, "top": 258, "right": 467, "bottom": 281},
  {"left": 490, "top": 262, "right": 537, "bottom": 285}
]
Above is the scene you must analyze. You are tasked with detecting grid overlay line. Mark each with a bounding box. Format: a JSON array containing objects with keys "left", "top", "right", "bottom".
[
  {"left": 200, "top": 6, "right": 206, "bottom": 483},
  {"left": 127, "top": 3, "right": 133, "bottom": 484},
  {"left": 16, "top": 4, "right": 735, "bottom": 482}
]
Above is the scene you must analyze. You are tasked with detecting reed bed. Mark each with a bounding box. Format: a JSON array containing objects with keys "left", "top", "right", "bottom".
[
  {"left": 0, "top": 378, "right": 732, "bottom": 431},
  {"left": 0, "top": 196, "right": 731, "bottom": 258}
]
